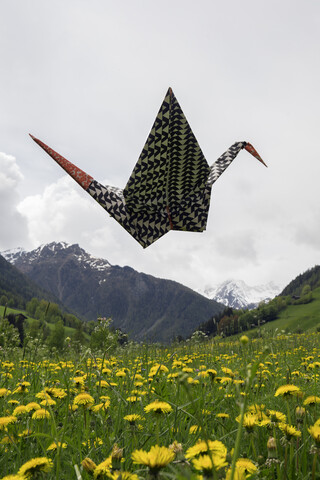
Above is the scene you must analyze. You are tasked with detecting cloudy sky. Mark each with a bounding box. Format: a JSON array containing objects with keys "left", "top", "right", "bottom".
[{"left": 1, "top": 0, "right": 320, "bottom": 292}]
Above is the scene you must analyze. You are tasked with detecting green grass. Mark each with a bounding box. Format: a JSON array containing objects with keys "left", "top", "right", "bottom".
[
  {"left": 260, "top": 288, "right": 320, "bottom": 335},
  {"left": 0, "top": 331, "right": 319, "bottom": 479},
  {"left": 0, "top": 305, "right": 79, "bottom": 337}
]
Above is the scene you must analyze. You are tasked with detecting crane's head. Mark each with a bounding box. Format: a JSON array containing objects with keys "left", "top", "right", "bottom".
[{"left": 244, "top": 143, "right": 267, "bottom": 167}]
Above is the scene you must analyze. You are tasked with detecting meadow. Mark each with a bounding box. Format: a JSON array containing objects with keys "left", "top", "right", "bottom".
[{"left": 0, "top": 330, "right": 319, "bottom": 480}]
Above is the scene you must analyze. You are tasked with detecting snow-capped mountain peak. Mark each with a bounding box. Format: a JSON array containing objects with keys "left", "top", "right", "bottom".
[
  {"left": 199, "top": 279, "right": 280, "bottom": 309},
  {"left": 2, "top": 242, "right": 112, "bottom": 272}
]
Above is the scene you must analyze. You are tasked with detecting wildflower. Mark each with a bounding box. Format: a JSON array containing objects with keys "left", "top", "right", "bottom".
[
  {"left": 0, "top": 388, "right": 10, "bottom": 398},
  {"left": 91, "top": 397, "right": 110, "bottom": 413},
  {"left": 126, "top": 396, "right": 141, "bottom": 403},
  {"left": 107, "top": 472, "right": 139, "bottom": 480},
  {"left": 132, "top": 445, "right": 175, "bottom": 475},
  {"left": 124, "top": 414, "right": 144, "bottom": 425},
  {"left": 18, "top": 457, "right": 53, "bottom": 477},
  {"left": 149, "top": 364, "right": 169, "bottom": 376},
  {"left": 144, "top": 400, "right": 172, "bottom": 414},
  {"left": 221, "top": 367, "right": 235, "bottom": 377},
  {"left": 93, "top": 457, "right": 112, "bottom": 479},
  {"left": 25, "top": 402, "right": 41, "bottom": 412},
  {"left": 192, "top": 453, "right": 228, "bottom": 474},
  {"left": 274, "top": 384, "right": 301, "bottom": 397},
  {"left": 279, "top": 423, "right": 301, "bottom": 440},
  {"left": 40, "top": 397, "right": 56, "bottom": 407},
  {"left": 189, "top": 425, "right": 201, "bottom": 434},
  {"left": 47, "top": 387, "right": 67, "bottom": 399},
  {"left": 12, "top": 405, "right": 28, "bottom": 417},
  {"left": 303, "top": 395, "right": 320, "bottom": 406},
  {"left": 31, "top": 408, "right": 50, "bottom": 420},
  {"left": 216, "top": 413, "right": 230, "bottom": 420},
  {"left": 0, "top": 416, "right": 17, "bottom": 430},
  {"left": 266, "top": 409, "right": 286, "bottom": 424},
  {"left": 236, "top": 413, "right": 258, "bottom": 433},
  {"left": 47, "top": 441, "right": 67, "bottom": 451},
  {"left": 225, "top": 467, "right": 246, "bottom": 480},
  {"left": 185, "top": 439, "right": 227, "bottom": 460},
  {"left": 73, "top": 393, "right": 94, "bottom": 408},
  {"left": 235, "top": 458, "right": 258, "bottom": 474},
  {"left": 308, "top": 424, "right": 320, "bottom": 446}
]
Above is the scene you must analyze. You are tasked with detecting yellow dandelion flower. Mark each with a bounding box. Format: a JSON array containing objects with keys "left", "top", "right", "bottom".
[
  {"left": 0, "top": 388, "right": 10, "bottom": 398},
  {"left": 40, "top": 397, "right": 56, "bottom": 407},
  {"left": 225, "top": 467, "right": 247, "bottom": 480},
  {"left": 221, "top": 367, "right": 235, "bottom": 377},
  {"left": 236, "top": 458, "right": 258, "bottom": 474},
  {"left": 308, "top": 424, "right": 320, "bottom": 445},
  {"left": 216, "top": 413, "right": 229, "bottom": 420},
  {"left": 124, "top": 414, "right": 144, "bottom": 424},
  {"left": 236, "top": 413, "right": 258, "bottom": 432},
  {"left": 189, "top": 425, "right": 201, "bottom": 434},
  {"left": 12, "top": 405, "right": 28, "bottom": 417},
  {"left": 274, "top": 384, "right": 301, "bottom": 397},
  {"left": 93, "top": 456, "right": 112, "bottom": 479},
  {"left": 149, "top": 364, "right": 169, "bottom": 376},
  {"left": 185, "top": 439, "right": 227, "bottom": 460},
  {"left": 25, "top": 402, "right": 41, "bottom": 412},
  {"left": 73, "top": 393, "right": 94, "bottom": 407},
  {"left": 266, "top": 409, "right": 286, "bottom": 423},
  {"left": 47, "top": 388, "right": 67, "bottom": 399},
  {"left": 279, "top": 423, "right": 302, "bottom": 439},
  {"left": 206, "top": 369, "right": 217, "bottom": 379},
  {"left": 47, "top": 441, "right": 67, "bottom": 451},
  {"left": 192, "top": 453, "right": 227, "bottom": 474},
  {"left": 132, "top": 445, "right": 175, "bottom": 474},
  {"left": 303, "top": 396, "right": 320, "bottom": 406},
  {"left": 126, "top": 395, "right": 141, "bottom": 403},
  {"left": 72, "top": 376, "right": 85, "bottom": 387},
  {"left": 0, "top": 416, "right": 17, "bottom": 430},
  {"left": 18, "top": 457, "right": 53, "bottom": 477},
  {"left": 32, "top": 408, "right": 50, "bottom": 420},
  {"left": 144, "top": 400, "right": 172, "bottom": 414}
]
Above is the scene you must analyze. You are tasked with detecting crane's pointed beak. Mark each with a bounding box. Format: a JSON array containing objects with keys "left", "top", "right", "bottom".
[{"left": 244, "top": 143, "right": 267, "bottom": 167}]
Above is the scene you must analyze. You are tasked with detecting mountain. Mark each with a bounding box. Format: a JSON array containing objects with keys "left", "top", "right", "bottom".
[
  {"left": 2, "top": 242, "right": 224, "bottom": 343},
  {"left": 0, "top": 253, "right": 59, "bottom": 308},
  {"left": 198, "top": 279, "right": 280, "bottom": 309},
  {"left": 280, "top": 265, "right": 320, "bottom": 297}
]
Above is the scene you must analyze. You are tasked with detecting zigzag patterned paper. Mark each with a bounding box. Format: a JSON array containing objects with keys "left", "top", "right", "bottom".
[{"left": 30, "top": 88, "right": 266, "bottom": 248}]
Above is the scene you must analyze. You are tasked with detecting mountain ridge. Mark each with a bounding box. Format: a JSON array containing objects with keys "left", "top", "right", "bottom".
[
  {"left": 2, "top": 242, "right": 224, "bottom": 342},
  {"left": 198, "top": 279, "right": 280, "bottom": 309}
]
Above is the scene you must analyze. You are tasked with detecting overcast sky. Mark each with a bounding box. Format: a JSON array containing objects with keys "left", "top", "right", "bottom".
[{"left": 1, "top": 0, "right": 320, "bottom": 292}]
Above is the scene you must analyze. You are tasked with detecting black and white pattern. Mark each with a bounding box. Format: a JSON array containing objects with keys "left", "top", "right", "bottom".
[
  {"left": 207, "top": 142, "right": 247, "bottom": 186},
  {"left": 86, "top": 141, "right": 247, "bottom": 247},
  {"left": 31, "top": 89, "right": 259, "bottom": 248}
]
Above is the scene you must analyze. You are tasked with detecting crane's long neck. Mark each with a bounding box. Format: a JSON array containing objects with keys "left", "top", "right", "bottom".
[{"left": 207, "top": 141, "right": 247, "bottom": 187}]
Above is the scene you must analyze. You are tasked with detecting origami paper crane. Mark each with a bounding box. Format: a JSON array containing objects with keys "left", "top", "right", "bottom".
[{"left": 30, "top": 88, "right": 266, "bottom": 248}]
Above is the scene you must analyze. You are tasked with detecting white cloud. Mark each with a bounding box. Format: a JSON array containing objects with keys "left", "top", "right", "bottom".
[{"left": 0, "top": 153, "right": 28, "bottom": 251}]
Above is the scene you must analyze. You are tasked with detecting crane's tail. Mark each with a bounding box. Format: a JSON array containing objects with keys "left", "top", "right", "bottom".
[{"left": 29, "top": 134, "right": 94, "bottom": 190}]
